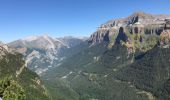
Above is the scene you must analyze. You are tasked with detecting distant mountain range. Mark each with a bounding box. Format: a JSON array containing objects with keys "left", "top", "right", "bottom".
[{"left": 8, "top": 35, "right": 86, "bottom": 76}]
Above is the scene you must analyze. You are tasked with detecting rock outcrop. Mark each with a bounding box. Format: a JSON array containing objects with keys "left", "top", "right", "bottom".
[
  {"left": 159, "top": 19, "right": 170, "bottom": 48},
  {"left": 160, "top": 30, "right": 170, "bottom": 47},
  {"left": 0, "top": 42, "right": 14, "bottom": 58},
  {"left": 0, "top": 42, "right": 8, "bottom": 54},
  {"left": 88, "top": 12, "right": 170, "bottom": 46},
  {"left": 88, "top": 29, "right": 110, "bottom": 44}
]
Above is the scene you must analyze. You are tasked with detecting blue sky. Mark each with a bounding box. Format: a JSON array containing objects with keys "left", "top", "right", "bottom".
[{"left": 0, "top": 0, "right": 170, "bottom": 43}]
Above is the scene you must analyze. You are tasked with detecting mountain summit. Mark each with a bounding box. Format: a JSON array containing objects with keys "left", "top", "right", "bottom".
[{"left": 11, "top": 34, "right": 67, "bottom": 50}]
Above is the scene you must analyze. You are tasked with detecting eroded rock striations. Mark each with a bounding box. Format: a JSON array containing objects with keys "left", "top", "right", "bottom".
[{"left": 88, "top": 12, "right": 170, "bottom": 47}]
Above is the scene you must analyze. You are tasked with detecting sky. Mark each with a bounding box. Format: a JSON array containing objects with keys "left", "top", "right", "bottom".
[{"left": 0, "top": 0, "right": 170, "bottom": 43}]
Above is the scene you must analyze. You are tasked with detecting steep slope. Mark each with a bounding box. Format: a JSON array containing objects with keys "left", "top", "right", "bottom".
[
  {"left": 117, "top": 46, "right": 170, "bottom": 100},
  {"left": 116, "top": 21, "right": 170, "bottom": 100},
  {"left": 0, "top": 42, "right": 51, "bottom": 100},
  {"left": 43, "top": 43, "right": 150, "bottom": 100}
]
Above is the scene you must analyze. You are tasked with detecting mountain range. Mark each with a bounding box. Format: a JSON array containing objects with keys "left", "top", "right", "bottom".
[
  {"left": 8, "top": 35, "right": 86, "bottom": 76},
  {"left": 1, "top": 12, "right": 170, "bottom": 100}
]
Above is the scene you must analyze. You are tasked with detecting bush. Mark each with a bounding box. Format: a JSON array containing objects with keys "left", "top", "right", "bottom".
[{"left": 0, "top": 76, "right": 26, "bottom": 100}]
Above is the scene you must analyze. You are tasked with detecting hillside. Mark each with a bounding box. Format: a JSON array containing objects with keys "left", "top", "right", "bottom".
[{"left": 0, "top": 42, "right": 51, "bottom": 100}]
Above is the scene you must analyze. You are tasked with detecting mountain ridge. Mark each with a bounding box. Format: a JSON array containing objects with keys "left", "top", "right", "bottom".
[
  {"left": 88, "top": 12, "right": 170, "bottom": 46},
  {"left": 8, "top": 35, "right": 85, "bottom": 75}
]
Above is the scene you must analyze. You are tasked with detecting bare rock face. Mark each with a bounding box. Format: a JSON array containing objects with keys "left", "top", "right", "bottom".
[
  {"left": 88, "top": 12, "right": 170, "bottom": 46},
  {"left": 88, "top": 29, "right": 110, "bottom": 44},
  {"left": 115, "top": 27, "right": 128, "bottom": 43},
  {"left": 160, "top": 30, "right": 170, "bottom": 48}
]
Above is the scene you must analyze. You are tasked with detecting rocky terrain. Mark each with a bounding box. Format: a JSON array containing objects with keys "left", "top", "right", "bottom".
[
  {"left": 89, "top": 12, "right": 170, "bottom": 46},
  {"left": 8, "top": 35, "right": 85, "bottom": 76}
]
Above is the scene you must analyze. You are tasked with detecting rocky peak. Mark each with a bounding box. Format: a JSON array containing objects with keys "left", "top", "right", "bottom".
[
  {"left": 8, "top": 35, "right": 86, "bottom": 75},
  {"left": 130, "top": 11, "right": 152, "bottom": 17},
  {"left": 9, "top": 35, "right": 67, "bottom": 51},
  {"left": 129, "top": 11, "right": 153, "bottom": 18},
  {"left": 127, "top": 12, "right": 153, "bottom": 25}
]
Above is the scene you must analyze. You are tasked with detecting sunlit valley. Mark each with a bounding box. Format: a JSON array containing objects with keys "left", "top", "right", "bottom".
[{"left": 1, "top": 0, "right": 170, "bottom": 100}]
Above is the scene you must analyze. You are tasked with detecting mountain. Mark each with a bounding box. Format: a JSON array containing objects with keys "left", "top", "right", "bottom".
[
  {"left": 88, "top": 12, "right": 170, "bottom": 46},
  {"left": 8, "top": 35, "right": 85, "bottom": 76},
  {"left": 6, "top": 12, "right": 170, "bottom": 100},
  {"left": 43, "top": 12, "right": 170, "bottom": 100},
  {"left": 0, "top": 42, "right": 51, "bottom": 100}
]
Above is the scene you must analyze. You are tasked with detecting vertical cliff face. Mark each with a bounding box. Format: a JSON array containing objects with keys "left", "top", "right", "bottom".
[
  {"left": 88, "top": 29, "right": 110, "bottom": 44},
  {"left": 88, "top": 12, "right": 170, "bottom": 47},
  {"left": 115, "top": 27, "right": 129, "bottom": 43}
]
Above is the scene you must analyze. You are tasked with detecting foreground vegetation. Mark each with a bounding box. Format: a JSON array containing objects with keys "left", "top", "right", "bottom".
[{"left": 0, "top": 53, "right": 51, "bottom": 100}]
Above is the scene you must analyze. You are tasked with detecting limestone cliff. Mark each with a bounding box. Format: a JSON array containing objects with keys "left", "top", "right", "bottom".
[{"left": 88, "top": 12, "right": 170, "bottom": 47}]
